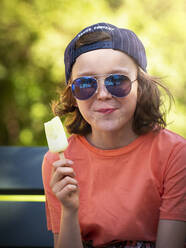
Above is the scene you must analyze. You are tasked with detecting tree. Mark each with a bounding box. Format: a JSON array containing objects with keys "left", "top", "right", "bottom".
[{"left": 0, "top": 0, "right": 185, "bottom": 146}]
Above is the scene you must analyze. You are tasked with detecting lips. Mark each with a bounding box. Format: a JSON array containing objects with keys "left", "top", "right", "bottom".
[{"left": 97, "top": 108, "right": 117, "bottom": 114}]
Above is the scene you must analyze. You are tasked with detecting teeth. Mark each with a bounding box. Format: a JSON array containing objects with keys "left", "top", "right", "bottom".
[{"left": 44, "top": 116, "right": 68, "bottom": 153}]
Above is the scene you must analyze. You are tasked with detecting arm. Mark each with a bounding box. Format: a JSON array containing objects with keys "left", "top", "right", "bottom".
[
  {"left": 156, "top": 145, "right": 186, "bottom": 247},
  {"left": 156, "top": 219, "right": 186, "bottom": 248},
  {"left": 54, "top": 209, "right": 83, "bottom": 248},
  {"left": 50, "top": 158, "right": 84, "bottom": 248}
]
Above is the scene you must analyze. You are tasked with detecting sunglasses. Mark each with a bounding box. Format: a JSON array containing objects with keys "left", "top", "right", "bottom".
[{"left": 69, "top": 74, "right": 137, "bottom": 100}]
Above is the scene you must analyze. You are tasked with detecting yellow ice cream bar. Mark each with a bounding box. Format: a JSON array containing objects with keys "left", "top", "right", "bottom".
[{"left": 44, "top": 116, "right": 68, "bottom": 153}]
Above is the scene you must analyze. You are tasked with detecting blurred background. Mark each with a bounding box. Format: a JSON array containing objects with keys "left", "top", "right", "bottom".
[{"left": 0, "top": 0, "right": 186, "bottom": 146}]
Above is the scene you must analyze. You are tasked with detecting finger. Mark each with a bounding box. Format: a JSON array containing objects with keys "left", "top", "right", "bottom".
[
  {"left": 56, "top": 184, "right": 78, "bottom": 199},
  {"left": 52, "top": 176, "right": 78, "bottom": 194},
  {"left": 51, "top": 159, "right": 74, "bottom": 182},
  {"left": 53, "top": 159, "right": 74, "bottom": 168},
  {"left": 50, "top": 167, "right": 76, "bottom": 188}
]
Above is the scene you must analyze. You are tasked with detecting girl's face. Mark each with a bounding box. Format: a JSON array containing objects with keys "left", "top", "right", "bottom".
[{"left": 71, "top": 49, "right": 138, "bottom": 135}]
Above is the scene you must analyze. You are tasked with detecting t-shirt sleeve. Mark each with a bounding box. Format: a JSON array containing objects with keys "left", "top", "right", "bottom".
[
  {"left": 42, "top": 153, "right": 62, "bottom": 233},
  {"left": 159, "top": 144, "right": 186, "bottom": 221}
]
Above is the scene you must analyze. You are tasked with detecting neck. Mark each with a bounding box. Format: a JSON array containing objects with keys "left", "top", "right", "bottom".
[{"left": 86, "top": 127, "right": 138, "bottom": 150}]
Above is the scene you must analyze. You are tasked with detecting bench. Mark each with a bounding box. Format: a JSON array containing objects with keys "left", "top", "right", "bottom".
[{"left": 0, "top": 146, "right": 53, "bottom": 247}]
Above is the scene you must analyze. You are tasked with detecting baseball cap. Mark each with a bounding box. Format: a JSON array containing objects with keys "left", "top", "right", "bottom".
[{"left": 64, "top": 22, "right": 147, "bottom": 83}]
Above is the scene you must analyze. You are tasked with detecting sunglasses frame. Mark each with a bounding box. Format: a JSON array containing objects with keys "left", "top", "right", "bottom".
[{"left": 69, "top": 73, "right": 137, "bottom": 100}]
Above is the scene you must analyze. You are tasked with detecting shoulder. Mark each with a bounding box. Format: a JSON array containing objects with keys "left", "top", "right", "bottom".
[
  {"left": 67, "top": 133, "right": 82, "bottom": 147},
  {"left": 156, "top": 128, "right": 185, "bottom": 144},
  {"left": 152, "top": 128, "right": 186, "bottom": 163},
  {"left": 42, "top": 134, "right": 84, "bottom": 186},
  {"left": 149, "top": 128, "right": 186, "bottom": 152},
  {"left": 138, "top": 129, "right": 186, "bottom": 163},
  {"left": 42, "top": 134, "right": 82, "bottom": 165},
  {"left": 63, "top": 134, "right": 87, "bottom": 159},
  {"left": 152, "top": 129, "right": 186, "bottom": 180},
  {"left": 142, "top": 129, "right": 186, "bottom": 180}
]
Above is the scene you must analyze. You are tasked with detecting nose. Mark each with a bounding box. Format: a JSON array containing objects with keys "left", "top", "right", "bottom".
[{"left": 96, "top": 78, "right": 112, "bottom": 100}]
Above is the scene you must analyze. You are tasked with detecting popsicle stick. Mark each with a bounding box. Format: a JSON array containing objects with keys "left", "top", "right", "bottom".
[{"left": 59, "top": 152, "right": 65, "bottom": 160}]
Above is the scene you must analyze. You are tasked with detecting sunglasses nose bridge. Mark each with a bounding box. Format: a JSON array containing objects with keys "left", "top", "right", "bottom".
[
  {"left": 96, "top": 76, "right": 105, "bottom": 87},
  {"left": 96, "top": 77, "right": 112, "bottom": 99}
]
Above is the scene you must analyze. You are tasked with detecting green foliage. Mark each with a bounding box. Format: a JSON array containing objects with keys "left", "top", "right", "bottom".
[{"left": 0, "top": 0, "right": 185, "bottom": 146}]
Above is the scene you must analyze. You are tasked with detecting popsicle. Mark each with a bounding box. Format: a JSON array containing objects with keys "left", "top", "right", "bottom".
[{"left": 44, "top": 116, "right": 68, "bottom": 159}]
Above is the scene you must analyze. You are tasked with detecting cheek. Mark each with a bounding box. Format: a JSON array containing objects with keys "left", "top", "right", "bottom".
[
  {"left": 76, "top": 101, "right": 91, "bottom": 120},
  {"left": 122, "top": 84, "right": 138, "bottom": 111},
  {"left": 121, "top": 99, "right": 137, "bottom": 119}
]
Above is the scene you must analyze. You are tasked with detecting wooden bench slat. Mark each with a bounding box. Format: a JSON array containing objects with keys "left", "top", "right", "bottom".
[
  {"left": 0, "top": 146, "right": 48, "bottom": 192},
  {"left": 0, "top": 189, "right": 44, "bottom": 195},
  {"left": 0, "top": 146, "right": 53, "bottom": 247},
  {"left": 0, "top": 201, "right": 53, "bottom": 247}
]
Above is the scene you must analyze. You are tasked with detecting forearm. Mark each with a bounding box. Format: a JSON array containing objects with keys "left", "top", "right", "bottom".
[
  {"left": 155, "top": 220, "right": 186, "bottom": 248},
  {"left": 56, "top": 209, "right": 84, "bottom": 248}
]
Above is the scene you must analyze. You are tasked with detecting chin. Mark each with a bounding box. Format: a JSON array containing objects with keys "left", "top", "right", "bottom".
[
  {"left": 94, "top": 121, "right": 126, "bottom": 133},
  {"left": 93, "top": 116, "right": 134, "bottom": 132}
]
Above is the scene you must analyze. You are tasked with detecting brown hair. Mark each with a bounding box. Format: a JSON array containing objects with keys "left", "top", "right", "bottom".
[{"left": 52, "top": 31, "right": 173, "bottom": 136}]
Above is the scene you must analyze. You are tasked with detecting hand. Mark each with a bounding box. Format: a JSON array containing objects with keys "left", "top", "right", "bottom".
[{"left": 50, "top": 158, "right": 79, "bottom": 212}]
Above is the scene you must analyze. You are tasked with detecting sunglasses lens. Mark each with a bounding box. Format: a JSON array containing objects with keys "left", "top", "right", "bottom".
[
  {"left": 71, "top": 77, "right": 97, "bottom": 100},
  {"left": 105, "top": 75, "right": 132, "bottom": 97}
]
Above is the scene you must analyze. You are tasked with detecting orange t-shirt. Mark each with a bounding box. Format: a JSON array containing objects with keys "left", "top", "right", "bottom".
[{"left": 42, "top": 129, "right": 186, "bottom": 247}]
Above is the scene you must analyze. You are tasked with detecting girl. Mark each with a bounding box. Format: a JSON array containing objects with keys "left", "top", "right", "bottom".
[{"left": 42, "top": 23, "right": 186, "bottom": 248}]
